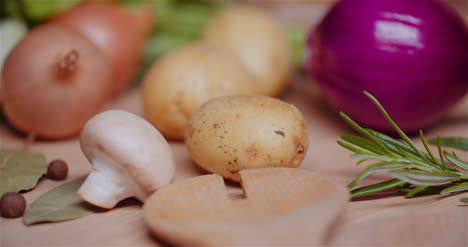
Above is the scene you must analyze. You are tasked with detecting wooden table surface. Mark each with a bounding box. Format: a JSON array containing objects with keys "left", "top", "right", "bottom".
[
  {"left": 2, "top": 2, "right": 468, "bottom": 246},
  {"left": 2, "top": 74, "right": 467, "bottom": 246}
]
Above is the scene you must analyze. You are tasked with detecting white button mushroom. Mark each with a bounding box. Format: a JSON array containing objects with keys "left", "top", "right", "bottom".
[{"left": 77, "top": 110, "right": 176, "bottom": 209}]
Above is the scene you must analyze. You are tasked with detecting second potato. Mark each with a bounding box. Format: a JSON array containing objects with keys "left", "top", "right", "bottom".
[{"left": 142, "top": 43, "right": 256, "bottom": 140}]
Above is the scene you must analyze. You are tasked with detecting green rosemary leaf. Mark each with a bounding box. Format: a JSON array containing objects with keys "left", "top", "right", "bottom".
[
  {"left": 339, "top": 112, "right": 395, "bottom": 157},
  {"left": 396, "top": 186, "right": 447, "bottom": 195},
  {"left": 441, "top": 182, "right": 468, "bottom": 194},
  {"left": 357, "top": 159, "right": 370, "bottom": 165},
  {"left": 419, "top": 131, "right": 453, "bottom": 171},
  {"left": 341, "top": 134, "right": 387, "bottom": 155},
  {"left": 393, "top": 146, "right": 430, "bottom": 167},
  {"left": 429, "top": 137, "right": 468, "bottom": 151},
  {"left": 420, "top": 131, "right": 439, "bottom": 165},
  {"left": 366, "top": 130, "right": 424, "bottom": 161},
  {"left": 461, "top": 197, "right": 468, "bottom": 203},
  {"left": 337, "top": 140, "right": 375, "bottom": 156},
  {"left": 394, "top": 187, "right": 414, "bottom": 192},
  {"left": 363, "top": 92, "right": 425, "bottom": 160},
  {"left": 351, "top": 179, "right": 406, "bottom": 198},
  {"left": 444, "top": 152, "right": 468, "bottom": 171},
  {"left": 394, "top": 183, "right": 412, "bottom": 192},
  {"left": 351, "top": 154, "right": 394, "bottom": 163},
  {"left": 348, "top": 163, "right": 407, "bottom": 189},
  {"left": 436, "top": 137, "right": 450, "bottom": 170},
  {"left": 340, "top": 91, "right": 468, "bottom": 199},
  {"left": 404, "top": 185, "right": 428, "bottom": 198},
  {"left": 367, "top": 130, "right": 444, "bottom": 170},
  {"left": 391, "top": 170, "right": 459, "bottom": 186}
]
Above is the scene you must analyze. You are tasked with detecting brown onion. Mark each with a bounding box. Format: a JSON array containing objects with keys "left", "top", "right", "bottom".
[
  {"left": 51, "top": 2, "right": 154, "bottom": 96},
  {"left": 1, "top": 24, "right": 112, "bottom": 139}
]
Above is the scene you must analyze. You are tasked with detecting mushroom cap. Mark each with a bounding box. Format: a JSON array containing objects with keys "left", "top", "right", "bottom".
[{"left": 80, "top": 110, "right": 176, "bottom": 197}]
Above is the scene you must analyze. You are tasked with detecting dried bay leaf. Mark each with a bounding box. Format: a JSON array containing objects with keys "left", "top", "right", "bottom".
[
  {"left": 24, "top": 178, "right": 105, "bottom": 225},
  {"left": 0, "top": 149, "right": 48, "bottom": 196}
]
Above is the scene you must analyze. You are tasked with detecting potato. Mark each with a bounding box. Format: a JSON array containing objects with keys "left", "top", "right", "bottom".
[
  {"left": 202, "top": 6, "right": 293, "bottom": 97},
  {"left": 186, "top": 95, "right": 308, "bottom": 182},
  {"left": 142, "top": 43, "right": 256, "bottom": 140}
]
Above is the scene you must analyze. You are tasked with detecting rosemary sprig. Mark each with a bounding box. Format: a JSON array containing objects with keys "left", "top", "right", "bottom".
[{"left": 340, "top": 91, "right": 468, "bottom": 202}]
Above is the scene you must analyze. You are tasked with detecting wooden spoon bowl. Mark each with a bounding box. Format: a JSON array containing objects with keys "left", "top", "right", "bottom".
[{"left": 143, "top": 167, "right": 349, "bottom": 246}]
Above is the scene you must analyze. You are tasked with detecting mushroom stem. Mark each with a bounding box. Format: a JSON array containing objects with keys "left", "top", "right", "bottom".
[{"left": 77, "top": 151, "right": 144, "bottom": 209}]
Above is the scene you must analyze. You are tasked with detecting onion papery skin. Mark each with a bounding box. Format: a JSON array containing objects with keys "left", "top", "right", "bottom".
[
  {"left": 306, "top": 0, "right": 468, "bottom": 133},
  {"left": 1, "top": 25, "right": 112, "bottom": 139},
  {"left": 52, "top": 2, "right": 153, "bottom": 96}
]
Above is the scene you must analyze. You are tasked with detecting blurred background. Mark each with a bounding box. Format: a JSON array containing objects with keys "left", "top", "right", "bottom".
[
  {"left": 1, "top": 0, "right": 467, "bottom": 86},
  {"left": 1, "top": 0, "right": 467, "bottom": 139}
]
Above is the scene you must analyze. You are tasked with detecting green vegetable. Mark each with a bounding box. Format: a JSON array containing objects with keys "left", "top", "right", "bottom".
[
  {"left": 0, "top": 0, "right": 81, "bottom": 27},
  {"left": 24, "top": 178, "right": 104, "bottom": 225},
  {"left": 1, "top": 0, "right": 22, "bottom": 21},
  {"left": 441, "top": 182, "right": 468, "bottom": 194},
  {"left": 346, "top": 163, "right": 407, "bottom": 189},
  {"left": 403, "top": 185, "right": 428, "bottom": 198},
  {"left": 350, "top": 179, "right": 406, "bottom": 198},
  {"left": 0, "top": 149, "right": 48, "bottom": 197},
  {"left": 340, "top": 92, "right": 468, "bottom": 199},
  {"left": 395, "top": 185, "right": 446, "bottom": 196},
  {"left": 429, "top": 137, "right": 468, "bottom": 151},
  {"left": 390, "top": 170, "right": 459, "bottom": 186},
  {"left": 0, "top": 0, "right": 8, "bottom": 19},
  {"left": 124, "top": 0, "right": 306, "bottom": 83},
  {"left": 22, "top": 0, "right": 80, "bottom": 21},
  {"left": 132, "top": 0, "right": 228, "bottom": 84},
  {"left": 287, "top": 27, "right": 306, "bottom": 68},
  {"left": 0, "top": 19, "right": 27, "bottom": 70},
  {"left": 443, "top": 152, "right": 468, "bottom": 171}
]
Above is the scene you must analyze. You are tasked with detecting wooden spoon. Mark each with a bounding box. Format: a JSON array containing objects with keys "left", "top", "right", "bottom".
[{"left": 143, "top": 167, "right": 349, "bottom": 246}]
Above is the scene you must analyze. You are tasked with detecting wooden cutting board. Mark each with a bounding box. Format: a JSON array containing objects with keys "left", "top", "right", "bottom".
[{"left": 143, "top": 168, "right": 349, "bottom": 246}]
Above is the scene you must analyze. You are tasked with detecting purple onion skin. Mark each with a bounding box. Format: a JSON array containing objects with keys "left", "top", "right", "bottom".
[{"left": 306, "top": 0, "right": 468, "bottom": 133}]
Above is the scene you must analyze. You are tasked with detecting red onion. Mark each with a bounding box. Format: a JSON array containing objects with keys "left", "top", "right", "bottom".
[{"left": 306, "top": 0, "right": 468, "bottom": 132}]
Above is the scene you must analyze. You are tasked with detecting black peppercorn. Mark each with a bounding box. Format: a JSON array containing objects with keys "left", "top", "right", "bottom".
[
  {"left": 46, "top": 159, "right": 68, "bottom": 180},
  {"left": 0, "top": 192, "right": 26, "bottom": 218}
]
